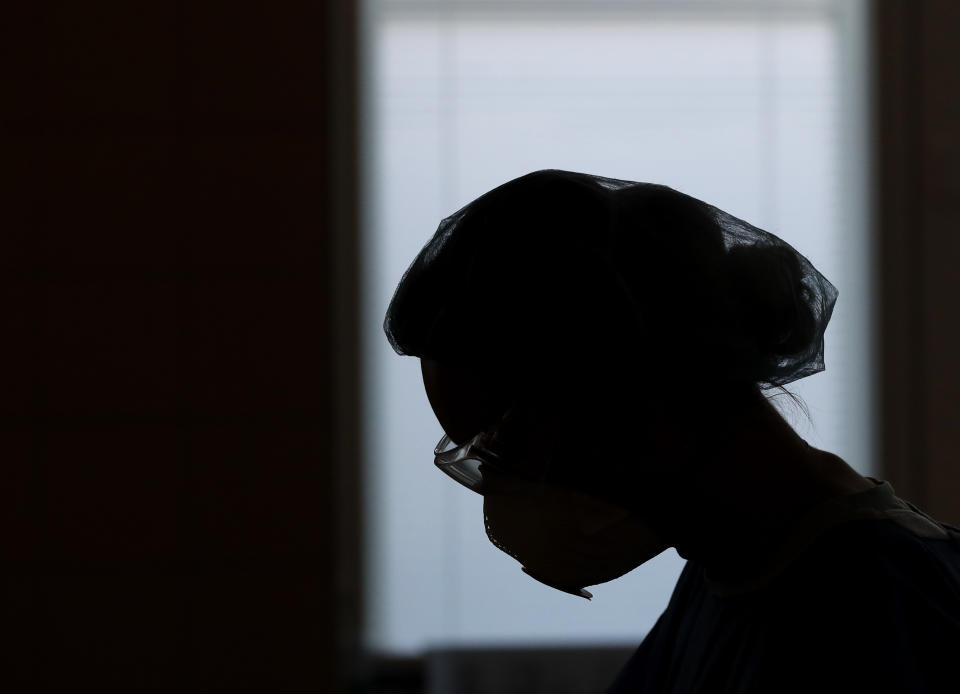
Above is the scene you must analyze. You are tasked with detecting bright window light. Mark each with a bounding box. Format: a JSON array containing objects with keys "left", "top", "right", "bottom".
[{"left": 363, "top": 0, "right": 871, "bottom": 655}]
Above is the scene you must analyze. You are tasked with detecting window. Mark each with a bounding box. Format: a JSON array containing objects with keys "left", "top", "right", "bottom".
[{"left": 363, "top": 0, "right": 871, "bottom": 656}]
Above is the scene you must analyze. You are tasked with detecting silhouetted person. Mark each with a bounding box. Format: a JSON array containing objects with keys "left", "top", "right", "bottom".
[{"left": 384, "top": 170, "right": 960, "bottom": 692}]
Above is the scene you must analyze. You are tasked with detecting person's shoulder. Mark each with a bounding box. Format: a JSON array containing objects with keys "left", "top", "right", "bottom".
[
  {"left": 799, "top": 515, "right": 960, "bottom": 598},
  {"left": 752, "top": 517, "right": 960, "bottom": 686},
  {"left": 740, "top": 518, "right": 960, "bottom": 693},
  {"left": 761, "top": 516, "right": 959, "bottom": 631}
]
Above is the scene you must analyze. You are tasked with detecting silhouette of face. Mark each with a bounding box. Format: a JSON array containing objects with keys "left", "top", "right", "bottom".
[{"left": 420, "top": 358, "right": 669, "bottom": 594}]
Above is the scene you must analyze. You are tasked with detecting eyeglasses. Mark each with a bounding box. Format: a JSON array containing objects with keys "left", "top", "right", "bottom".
[
  {"left": 434, "top": 424, "right": 559, "bottom": 494},
  {"left": 433, "top": 432, "right": 508, "bottom": 494}
]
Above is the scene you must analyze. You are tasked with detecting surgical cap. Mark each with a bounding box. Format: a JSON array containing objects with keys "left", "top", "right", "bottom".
[{"left": 384, "top": 170, "right": 838, "bottom": 391}]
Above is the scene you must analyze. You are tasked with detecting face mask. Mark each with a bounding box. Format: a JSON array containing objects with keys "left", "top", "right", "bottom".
[{"left": 482, "top": 473, "right": 668, "bottom": 599}]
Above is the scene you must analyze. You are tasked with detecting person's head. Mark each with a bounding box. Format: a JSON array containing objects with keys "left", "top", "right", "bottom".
[{"left": 384, "top": 169, "right": 838, "bottom": 595}]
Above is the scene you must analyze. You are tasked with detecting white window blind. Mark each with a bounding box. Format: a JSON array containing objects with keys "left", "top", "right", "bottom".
[{"left": 363, "top": 0, "right": 871, "bottom": 655}]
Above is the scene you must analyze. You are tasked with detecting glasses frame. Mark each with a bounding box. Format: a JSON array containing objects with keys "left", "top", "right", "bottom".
[{"left": 433, "top": 431, "right": 514, "bottom": 493}]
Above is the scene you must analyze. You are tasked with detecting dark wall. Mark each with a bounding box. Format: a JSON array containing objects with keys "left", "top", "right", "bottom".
[
  {"left": 875, "top": 0, "right": 960, "bottom": 525},
  {"left": 4, "top": 2, "right": 353, "bottom": 691}
]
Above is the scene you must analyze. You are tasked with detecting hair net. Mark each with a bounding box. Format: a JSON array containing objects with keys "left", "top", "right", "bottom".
[{"left": 384, "top": 170, "right": 838, "bottom": 391}]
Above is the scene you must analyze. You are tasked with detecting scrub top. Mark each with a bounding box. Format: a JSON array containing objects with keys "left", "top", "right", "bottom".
[{"left": 606, "top": 478, "right": 960, "bottom": 693}]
